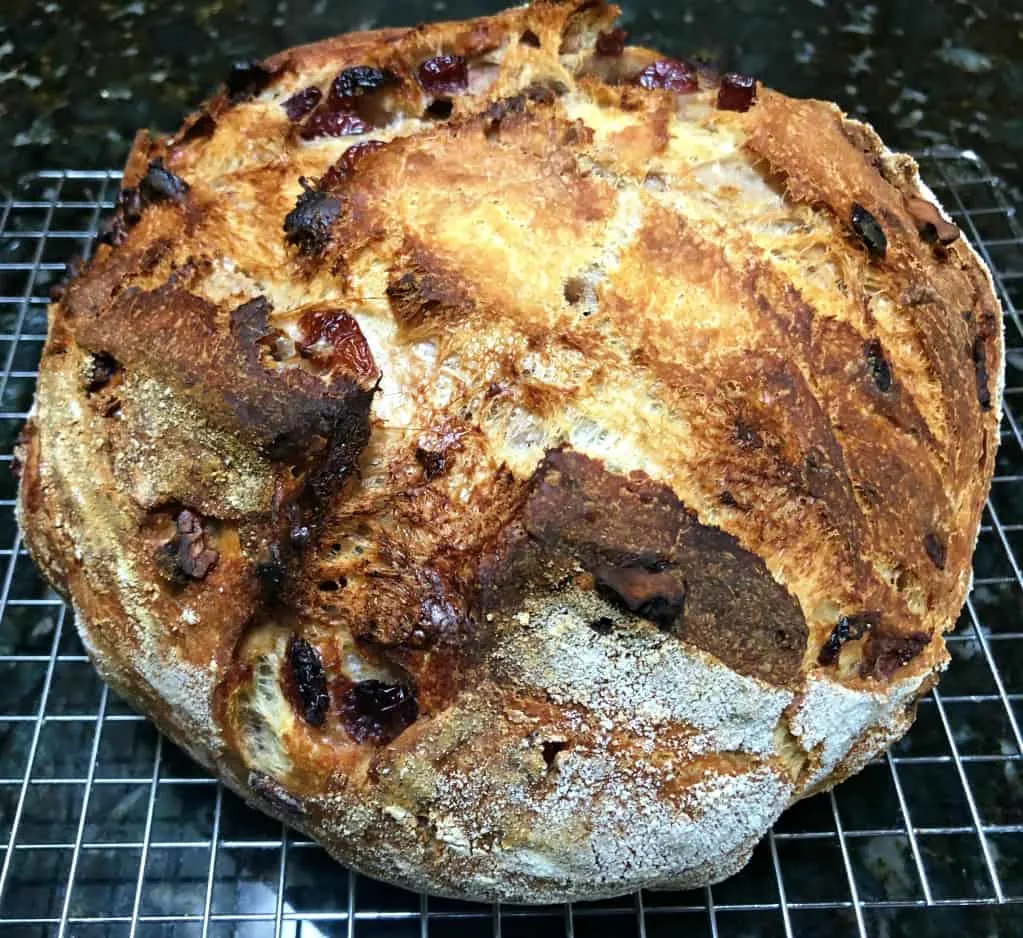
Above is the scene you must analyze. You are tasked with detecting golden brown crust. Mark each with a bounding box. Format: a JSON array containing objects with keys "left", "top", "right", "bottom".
[{"left": 17, "top": 0, "right": 1002, "bottom": 903}]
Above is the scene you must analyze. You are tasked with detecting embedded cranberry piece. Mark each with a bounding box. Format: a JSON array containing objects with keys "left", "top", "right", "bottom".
[
  {"left": 417, "top": 55, "right": 469, "bottom": 94},
  {"left": 330, "top": 65, "right": 399, "bottom": 103},
  {"left": 282, "top": 86, "right": 322, "bottom": 121},
  {"left": 299, "top": 109, "right": 370, "bottom": 140},
  {"left": 595, "top": 27, "right": 627, "bottom": 56},
  {"left": 336, "top": 139, "right": 386, "bottom": 176},
  {"left": 340, "top": 680, "right": 418, "bottom": 744},
  {"left": 634, "top": 59, "right": 698, "bottom": 93},
  {"left": 717, "top": 72, "right": 757, "bottom": 112},
  {"left": 863, "top": 338, "right": 893, "bottom": 393},
  {"left": 850, "top": 203, "right": 887, "bottom": 259},
  {"left": 973, "top": 335, "right": 992, "bottom": 410},
  {"left": 923, "top": 532, "right": 947, "bottom": 570},
  {"left": 287, "top": 635, "right": 329, "bottom": 727},
  {"left": 283, "top": 180, "right": 341, "bottom": 255},
  {"left": 155, "top": 509, "right": 218, "bottom": 583},
  {"left": 139, "top": 159, "right": 189, "bottom": 203},
  {"left": 818, "top": 611, "right": 879, "bottom": 666},
  {"left": 297, "top": 308, "right": 377, "bottom": 381},
  {"left": 85, "top": 352, "right": 119, "bottom": 393}
]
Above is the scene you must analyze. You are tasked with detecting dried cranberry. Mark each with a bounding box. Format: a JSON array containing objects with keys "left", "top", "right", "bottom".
[
  {"left": 634, "top": 59, "right": 698, "bottom": 93},
  {"left": 297, "top": 308, "right": 377, "bottom": 381},
  {"left": 286, "top": 635, "right": 329, "bottom": 726},
  {"left": 863, "top": 338, "right": 893, "bottom": 393},
  {"left": 818, "top": 611, "right": 879, "bottom": 666},
  {"left": 256, "top": 542, "right": 286, "bottom": 600},
  {"left": 85, "top": 352, "right": 118, "bottom": 393},
  {"left": 850, "top": 203, "right": 887, "bottom": 259},
  {"left": 594, "top": 560, "right": 685, "bottom": 631},
  {"left": 330, "top": 65, "right": 399, "bottom": 103},
  {"left": 331, "top": 139, "right": 386, "bottom": 180},
  {"left": 139, "top": 159, "right": 189, "bottom": 203},
  {"left": 225, "top": 60, "right": 276, "bottom": 102},
  {"left": 861, "top": 630, "right": 929, "bottom": 680},
  {"left": 340, "top": 680, "right": 418, "bottom": 744},
  {"left": 415, "top": 446, "right": 447, "bottom": 480},
  {"left": 299, "top": 109, "right": 370, "bottom": 140},
  {"left": 716, "top": 73, "right": 757, "bottom": 112},
  {"left": 283, "top": 180, "right": 341, "bottom": 255},
  {"left": 972, "top": 335, "right": 992, "bottom": 410},
  {"left": 923, "top": 532, "right": 947, "bottom": 570},
  {"left": 595, "top": 27, "right": 627, "bottom": 56},
  {"left": 417, "top": 55, "right": 469, "bottom": 95},
  {"left": 281, "top": 86, "right": 323, "bottom": 121},
  {"left": 155, "top": 508, "right": 218, "bottom": 584}
]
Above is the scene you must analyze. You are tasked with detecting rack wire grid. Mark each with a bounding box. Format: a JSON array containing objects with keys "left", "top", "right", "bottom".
[{"left": 0, "top": 150, "right": 1020, "bottom": 938}]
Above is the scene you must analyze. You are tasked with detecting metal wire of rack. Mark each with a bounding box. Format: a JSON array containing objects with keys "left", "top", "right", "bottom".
[{"left": 0, "top": 150, "right": 1020, "bottom": 938}]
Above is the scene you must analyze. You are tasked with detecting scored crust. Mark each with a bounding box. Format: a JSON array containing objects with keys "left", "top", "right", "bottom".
[{"left": 15, "top": 0, "right": 1002, "bottom": 903}]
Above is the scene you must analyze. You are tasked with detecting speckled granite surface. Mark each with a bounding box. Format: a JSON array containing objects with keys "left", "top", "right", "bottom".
[{"left": 1, "top": 0, "right": 1021, "bottom": 198}]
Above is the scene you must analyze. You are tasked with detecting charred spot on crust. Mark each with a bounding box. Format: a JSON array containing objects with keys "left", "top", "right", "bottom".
[
  {"left": 594, "top": 560, "right": 685, "bottom": 631},
  {"left": 225, "top": 60, "right": 277, "bottom": 102},
  {"left": 863, "top": 338, "right": 893, "bottom": 393},
  {"left": 905, "top": 196, "right": 960, "bottom": 246},
  {"left": 861, "top": 629, "right": 929, "bottom": 680},
  {"left": 850, "top": 203, "right": 887, "bottom": 259},
  {"left": 589, "top": 616, "right": 615, "bottom": 634},
  {"left": 972, "top": 334, "right": 992, "bottom": 410},
  {"left": 634, "top": 59, "right": 698, "bottom": 93},
  {"left": 818, "top": 610, "right": 880, "bottom": 666},
  {"left": 415, "top": 446, "right": 447, "bottom": 480},
  {"left": 923, "top": 532, "right": 947, "bottom": 570},
  {"left": 330, "top": 65, "right": 400, "bottom": 103},
  {"left": 139, "top": 159, "right": 189, "bottom": 204},
  {"left": 284, "top": 179, "right": 342, "bottom": 255},
  {"left": 595, "top": 27, "right": 627, "bottom": 56},
  {"left": 281, "top": 85, "right": 323, "bottom": 121},
  {"left": 717, "top": 73, "right": 757, "bottom": 111},
  {"left": 286, "top": 635, "right": 329, "bottom": 726},
  {"left": 520, "top": 29, "right": 542, "bottom": 48},
  {"left": 155, "top": 508, "right": 219, "bottom": 584},
  {"left": 339, "top": 680, "right": 418, "bottom": 744},
  {"left": 417, "top": 55, "right": 469, "bottom": 95},
  {"left": 84, "top": 352, "right": 119, "bottom": 394},
  {"left": 248, "top": 771, "right": 306, "bottom": 815}
]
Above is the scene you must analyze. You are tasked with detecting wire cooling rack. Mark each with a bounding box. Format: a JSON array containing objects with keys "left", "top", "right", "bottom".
[{"left": 0, "top": 151, "right": 1020, "bottom": 938}]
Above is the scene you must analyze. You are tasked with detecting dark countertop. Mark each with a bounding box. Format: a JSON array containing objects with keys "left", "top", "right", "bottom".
[{"left": 1, "top": 0, "right": 1021, "bottom": 198}]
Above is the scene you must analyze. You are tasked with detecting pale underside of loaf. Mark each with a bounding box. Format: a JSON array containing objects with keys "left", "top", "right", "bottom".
[{"left": 15, "top": 0, "right": 1002, "bottom": 903}]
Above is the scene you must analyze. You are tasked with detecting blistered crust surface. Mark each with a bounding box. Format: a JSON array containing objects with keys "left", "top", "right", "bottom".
[{"left": 16, "top": 0, "right": 1002, "bottom": 904}]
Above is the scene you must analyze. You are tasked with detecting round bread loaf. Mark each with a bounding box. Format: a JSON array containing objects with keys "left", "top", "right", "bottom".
[{"left": 16, "top": 0, "right": 1003, "bottom": 904}]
